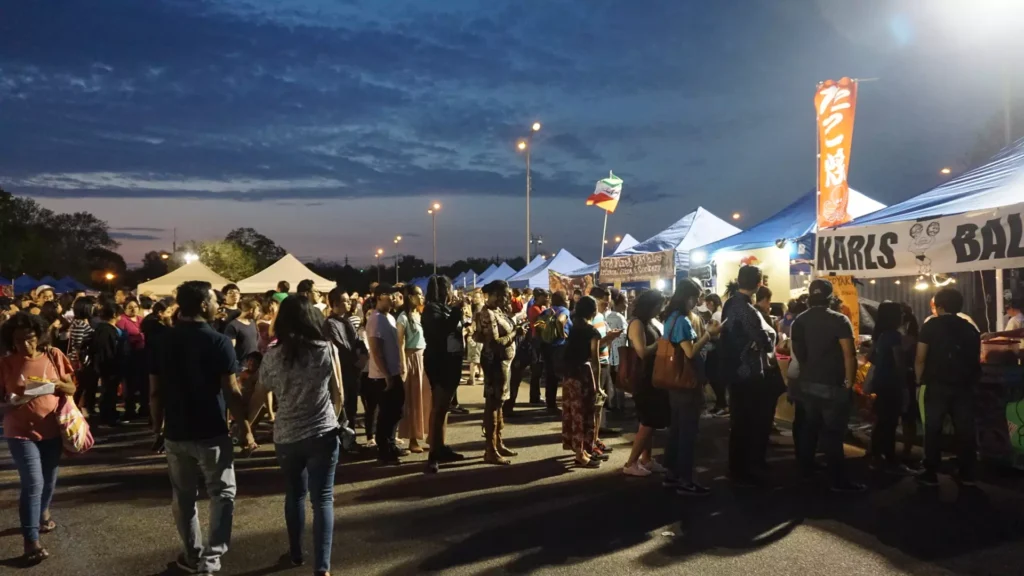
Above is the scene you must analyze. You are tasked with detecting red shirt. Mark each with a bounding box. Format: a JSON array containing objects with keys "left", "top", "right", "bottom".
[
  {"left": 0, "top": 349, "right": 75, "bottom": 440},
  {"left": 528, "top": 305, "right": 546, "bottom": 337},
  {"left": 117, "top": 315, "right": 146, "bottom": 350}
]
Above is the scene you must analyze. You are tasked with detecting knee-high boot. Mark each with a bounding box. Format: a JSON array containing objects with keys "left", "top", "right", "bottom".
[
  {"left": 483, "top": 400, "right": 510, "bottom": 465},
  {"left": 496, "top": 407, "right": 518, "bottom": 457}
]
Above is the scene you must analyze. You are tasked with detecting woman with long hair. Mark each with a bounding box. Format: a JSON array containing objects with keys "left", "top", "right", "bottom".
[
  {"left": 69, "top": 297, "right": 97, "bottom": 414},
  {"left": 661, "top": 279, "right": 721, "bottom": 495},
  {"left": 464, "top": 293, "right": 484, "bottom": 385},
  {"left": 247, "top": 296, "right": 342, "bottom": 576},
  {"left": 473, "top": 280, "right": 524, "bottom": 465},
  {"left": 900, "top": 305, "right": 921, "bottom": 467},
  {"left": 560, "top": 295, "right": 604, "bottom": 468},
  {"left": 622, "top": 289, "right": 670, "bottom": 477},
  {"left": 396, "top": 283, "right": 432, "bottom": 453},
  {"left": 421, "top": 275, "right": 468, "bottom": 473},
  {"left": 0, "top": 312, "right": 77, "bottom": 564}
]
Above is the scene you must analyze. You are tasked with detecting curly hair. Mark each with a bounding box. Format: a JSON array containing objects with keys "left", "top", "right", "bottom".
[{"left": 0, "top": 311, "right": 51, "bottom": 352}]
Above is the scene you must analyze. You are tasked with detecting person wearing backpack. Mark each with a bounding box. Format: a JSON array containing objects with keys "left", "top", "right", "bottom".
[
  {"left": 914, "top": 287, "right": 981, "bottom": 487},
  {"left": 539, "top": 290, "right": 572, "bottom": 415}
]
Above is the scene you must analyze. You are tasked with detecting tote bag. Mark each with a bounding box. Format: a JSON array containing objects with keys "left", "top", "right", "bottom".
[
  {"left": 44, "top": 348, "right": 93, "bottom": 454},
  {"left": 651, "top": 317, "right": 697, "bottom": 391}
]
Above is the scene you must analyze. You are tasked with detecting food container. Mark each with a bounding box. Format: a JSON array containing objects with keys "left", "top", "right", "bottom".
[{"left": 982, "top": 338, "right": 1021, "bottom": 365}]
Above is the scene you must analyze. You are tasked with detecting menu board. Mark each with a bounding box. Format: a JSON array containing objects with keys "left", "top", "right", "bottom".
[{"left": 599, "top": 249, "right": 675, "bottom": 284}]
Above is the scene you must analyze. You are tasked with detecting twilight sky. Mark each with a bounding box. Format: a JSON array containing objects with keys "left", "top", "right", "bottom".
[{"left": 1, "top": 0, "right": 1019, "bottom": 266}]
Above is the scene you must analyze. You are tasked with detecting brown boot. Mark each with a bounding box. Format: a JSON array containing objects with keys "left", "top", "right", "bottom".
[
  {"left": 483, "top": 402, "right": 510, "bottom": 465},
  {"left": 495, "top": 407, "right": 518, "bottom": 457}
]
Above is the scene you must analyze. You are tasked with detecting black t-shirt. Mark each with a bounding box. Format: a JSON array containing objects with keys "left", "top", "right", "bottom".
[
  {"left": 869, "top": 330, "right": 903, "bottom": 390},
  {"left": 224, "top": 318, "right": 259, "bottom": 366},
  {"left": 919, "top": 314, "right": 981, "bottom": 386},
  {"left": 564, "top": 321, "right": 600, "bottom": 369},
  {"left": 792, "top": 306, "right": 854, "bottom": 387},
  {"left": 216, "top": 307, "right": 242, "bottom": 333},
  {"left": 150, "top": 321, "right": 239, "bottom": 441},
  {"left": 141, "top": 315, "right": 169, "bottom": 375}
]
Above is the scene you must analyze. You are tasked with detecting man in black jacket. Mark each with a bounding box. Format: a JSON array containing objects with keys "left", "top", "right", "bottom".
[
  {"left": 90, "top": 301, "right": 124, "bottom": 426},
  {"left": 325, "top": 287, "right": 365, "bottom": 438}
]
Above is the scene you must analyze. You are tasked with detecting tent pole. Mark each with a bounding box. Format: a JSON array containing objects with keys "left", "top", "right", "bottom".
[
  {"left": 600, "top": 210, "right": 609, "bottom": 261},
  {"left": 995, "top": 63, "right": 1011, "bottom": 330}
]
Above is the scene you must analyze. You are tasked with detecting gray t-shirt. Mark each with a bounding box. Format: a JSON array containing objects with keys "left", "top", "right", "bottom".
[
  {"left": 791, "top": 307, "right": 854, "bottom": 387},
  {"left": 367, "top": 310, "right": 401, "bottom": 378},
  {"left": 258, "top": 342, "right": 340, "bottom": 445}
]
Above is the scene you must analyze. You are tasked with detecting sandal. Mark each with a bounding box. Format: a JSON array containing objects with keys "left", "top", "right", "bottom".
[
  {"left": 23, "top": 547, "right": 50, "bottom": 565},
  {"left": 574, "top": 457, "right": 601, "bottom": 469},
  {"left": 595, "top": 440, "right": 613, "bottom": 453},
  {"left": 39, "top": 519, "right": 56, "bottom": 534}
]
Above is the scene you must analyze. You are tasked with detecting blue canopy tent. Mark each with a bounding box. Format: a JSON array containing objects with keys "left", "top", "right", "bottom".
[
  {"left": 477, "top": 262, "right": 518, "bottom": 285},
  {"left": 13, "top": 275, "right": 40, "bottom": 296},
  {"left": 690, "top": 188, "right": 884, "bottom": 262},
  {"left": 0, "top": 276, "right": 10, "bottom": 287},
  {"left": 59, "top": 276, "right": 91, "bottom": 292},
  {"left": 570, "top": 234, "right": 640, "bottom": 276},
  {"left": 615, "top": 207, "right": 741, "bottom": 271},
  {"left": 508, "top": 249, "right": 587, "bottom": 290},
  {"left": 410, "top": 277, "right": 430, "bottom": 292},
  {"left": 452, "top": 270, "right": 481, "bottom": 289},
  {"left": 37, "top": 276, "right": 61, "bottom": 291}
]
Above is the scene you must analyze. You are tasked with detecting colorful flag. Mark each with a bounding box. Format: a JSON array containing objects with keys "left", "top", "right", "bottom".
[
  {"left": 815, "top": 78, "right": 857, "bottom": 229},
  {"left": 586, "top": 171, "right": 623, "bottom": 213}
]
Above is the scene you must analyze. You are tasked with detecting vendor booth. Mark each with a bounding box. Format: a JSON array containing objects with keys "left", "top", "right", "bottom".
[
  {"left": 477, "top": 262, "right": 518, "bottom": 285},
  {"left": 819, "top": 138, "right": 1024, "bottom": 469},
  {"left": 138, "top": 261, "right": 231, "bottom": 296},
  {"left": 236, "top": 254, "right": 336, "bottom": 294},
  {"left": 689, "top": 188, "right": 884, "bottom": 303},
  {"left": 508, "top": 250, "right": 587, "bottom": 290}
]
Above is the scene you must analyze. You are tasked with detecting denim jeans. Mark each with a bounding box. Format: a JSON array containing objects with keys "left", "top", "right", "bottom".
[
  {"left": 7, "top": 436, "right": 62, "bottom": 542},
  {"left": 797, "top": 387, "right": 852, "bottom": 485},
  {"left": 165, "top": 436, "right": 236, "bottom": 574},
  {"left": 664, "top": 389, "right": 703, "bottom": 484},
  {"left": 276, "top": 432, "right": 340, "bottom": 573}
]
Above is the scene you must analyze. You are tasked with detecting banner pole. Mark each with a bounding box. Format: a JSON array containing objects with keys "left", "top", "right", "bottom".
[{"left": 600, "top": 209, "right": 609, "bottom": 261}]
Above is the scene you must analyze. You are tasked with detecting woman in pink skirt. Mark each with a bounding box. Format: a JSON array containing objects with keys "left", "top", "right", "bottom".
[{"left": 397, "top": 284, "right": 432, "bottom": 453}]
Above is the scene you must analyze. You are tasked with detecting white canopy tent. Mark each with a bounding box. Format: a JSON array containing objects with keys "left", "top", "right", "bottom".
[
  {"left": 137, "top": 261, "right": 231, "bottom": 296},
  {"left": 236, "top": 254, "right": 336, "bottom": 294}
]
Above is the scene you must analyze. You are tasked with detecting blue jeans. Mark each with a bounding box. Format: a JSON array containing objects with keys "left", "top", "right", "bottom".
[
  {"left": 664, "top": 389, "right": 703, "bottom": 484},
  {"left": 7, "top": 436, "right": 62, "bottom": 542},
  {"left": 276, "top": 432, "right": 340, "bottom": 573},
  {"left": 165, "top": 436, "right": 236, "bottom": 574}
]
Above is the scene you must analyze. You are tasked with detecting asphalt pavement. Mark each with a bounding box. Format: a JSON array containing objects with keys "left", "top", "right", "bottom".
[{"left": 2, "top": 383, "right": 1024, "bottom": 576}]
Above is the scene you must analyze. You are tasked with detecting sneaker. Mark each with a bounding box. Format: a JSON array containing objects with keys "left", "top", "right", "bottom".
[
  {"left": 830, "top": 481, "right": 867, "bottom": 493},
  {"left": 661, "top": 477, "right": 681, "bottom": 490},
  {"left": 176, "top": 553, "right": 198, "bottom": 574},
  {"left": 642, "top": 460, "right": 668, "bottom": 475},
  {"left": 424, "top": 461, "right": 439, "bottom": 474},
  {"left": 916, "top": 471, "right": 939, "bottom": 487},
  {"left": 677, "top": 483, "right": 712, "bottom": 497},
  {"left": 622, "top": 462, "right": 652, "bottom": 477},
  {"left": 435, "top": 446, "right": 466, "bottom": 463}
]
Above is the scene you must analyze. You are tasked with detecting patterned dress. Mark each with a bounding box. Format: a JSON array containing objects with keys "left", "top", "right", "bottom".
[{"left": 474, "top": 307, "right": 516, "bottom": 402}]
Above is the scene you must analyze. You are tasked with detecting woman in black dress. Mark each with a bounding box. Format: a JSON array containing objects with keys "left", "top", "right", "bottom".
[
  {"left": 421, "top": 275, "right": 468, "bottom": 474},
  {"left": 622, "top": 289, "right": 670, "bottom": 477},
  {"left": 560, "top": 296, "right": 603, "bottom": 468}
]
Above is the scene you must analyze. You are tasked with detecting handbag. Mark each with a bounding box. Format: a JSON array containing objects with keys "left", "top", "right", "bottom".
[
  {"left": 652, "top": 317, "right": 697, "bottom": 391},
  {"left": 45, "top": 348, "right": 93, "bottom": 454}
]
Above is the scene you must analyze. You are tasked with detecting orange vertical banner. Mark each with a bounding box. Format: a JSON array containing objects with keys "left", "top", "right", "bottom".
[{"left": 815, "top": 77, "right": 857, "bottom": 229}]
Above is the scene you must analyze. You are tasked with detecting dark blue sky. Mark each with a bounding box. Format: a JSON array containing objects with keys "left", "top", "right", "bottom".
[{"left": 0, "top": 1, "right": 1017, "bottom": 265}]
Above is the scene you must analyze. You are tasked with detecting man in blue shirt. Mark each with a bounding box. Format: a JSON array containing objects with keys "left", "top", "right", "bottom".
[{"left": 149, "top": 280, "right": 255, "bottom": 575}]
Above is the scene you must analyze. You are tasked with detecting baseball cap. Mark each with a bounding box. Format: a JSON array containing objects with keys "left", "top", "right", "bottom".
[
  {"left": 808, "top": 279, "right": 834, "bottom": 299},
  {"left": 373, "top": 283, "right": 400, "bottom": 298}
]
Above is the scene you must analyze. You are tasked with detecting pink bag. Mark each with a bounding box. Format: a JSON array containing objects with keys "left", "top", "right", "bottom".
[{"left": 57, "top": 395, "right": 94, "bottom": 454}]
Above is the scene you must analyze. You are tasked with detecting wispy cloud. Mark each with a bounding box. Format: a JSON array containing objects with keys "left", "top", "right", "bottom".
[{"left": 110, "top": 231, "right": 162, "bottom": 240}]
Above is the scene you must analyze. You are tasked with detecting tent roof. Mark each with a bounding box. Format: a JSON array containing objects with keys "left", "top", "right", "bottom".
[
  {"left": 508, "top": 249, "right": 587, "bottom": 289},
  {"left": 236, "top": 254, "right": 336, "bottom": 294},
  {"left": 452, "top": 270, "right": 481, "bottom": 288},
  {"left": 616, "top": 207, "right": 742, "bottom": 269},
  {"left": 59, "top": 276, "right": 90, "bottom": 292},
  {"left": 477, "top": 262, "right": 518, "bottom": 284},
  {"left": 137, "top": 261, "right": 231, "bottom": 296},
  {"left": 0, "top": 276, "right": 9, "bottom": 286},
  {"left": 838, "top": 138, "right": 1024, "bottom": 227},
  {"left": 478, "top": 264, "right": 498, "bottom": 279},
  {"left": 13, "top": 275, "right": 40, "bottom": 295},
  {"left": 694, "top": 188, "right": 884, "bottom": 256}
]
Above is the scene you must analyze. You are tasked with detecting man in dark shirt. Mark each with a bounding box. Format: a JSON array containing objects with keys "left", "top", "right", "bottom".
[
  {"left": 914, "top": 287, "right": 981, "bottom": 487},
  {"left": 719, "top": 265, "right": 776, "bottom": 484},
  {"left": 791, "top": 279, "right": 863, "bottom": 492},
  {"left": 325, "top": 287, "right": 365, "bottom": 436},
  {"left": 91, "top": 301, "right": 124, "bottom": 426},
  {"left": 149, "top": 280, "right": 254, "bottom": 575},
  {"left": 223, "top": 297, "right": 260, "bottom": 368}
]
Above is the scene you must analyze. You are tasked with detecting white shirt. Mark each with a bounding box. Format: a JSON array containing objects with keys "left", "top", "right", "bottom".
[
  {"left": 605, "top": 310, "right": 627, "bottom": 366},
  {"left": 1006, "top": 313, "right": 1024, "bottom": 332},
  {"left": 367, "top": 310, "right": 401, "bottom": 379}
]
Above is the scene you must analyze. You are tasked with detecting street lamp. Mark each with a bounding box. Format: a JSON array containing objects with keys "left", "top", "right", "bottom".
[
  {"left": 160, "top": 252, "right": 170, "bottom": 260},
  {"left": 375, "top": 249, "right": 384, "bottom": 282},
  {"left": 732, "top": 212, "right": 741, "bottom": 220},
  {"left": 104, "top": 272, "right": 115, "bottom": 292},
  {"left": 614, "top": 235, "right": 622, "bottom": 243},
  {"left": 428, "top": 203, "right": 441, "bottom": 274},
  {"left": 517, "top": 120, "right": 541, "bottom": 262},
  {"left": 940, "top": 167, "right": 952, "bottom": 175},
  {"left": 183, "top": 252, "right": 198, "bottom": 265},
  {"left": 393, "top": 236, "right": 403, "bottom": 282}
]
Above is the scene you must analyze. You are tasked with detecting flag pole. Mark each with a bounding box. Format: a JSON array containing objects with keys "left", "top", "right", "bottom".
[{"left": 599, "top": 209, "right": 609, "bottom": 261}]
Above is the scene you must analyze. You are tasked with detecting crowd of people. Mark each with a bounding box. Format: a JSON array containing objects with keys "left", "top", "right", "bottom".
[{"left": 0, "top": 266, "right": 990, "bottom": 573}]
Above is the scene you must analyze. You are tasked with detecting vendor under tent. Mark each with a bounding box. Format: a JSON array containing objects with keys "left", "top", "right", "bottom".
[
  {"left": 236, "top": 254, "right": 336, "bottom": 294},
  {"left": 616, "top": 207, "right": 741, "bottom": 270},
  {"left": 689, "top": 188, "right": 884, "bottom": 302},
  {"left": 570, "top": 233, "right": 640, "bottom": 277},
  {"left": 137, "top": 261, "right": 231, "bottom": 296},
  {"left": 477, "top": 262, "right": 518, "bottom": 285},
  {"left": 508, "top": 249, "right": 587, "bottom": 290}
]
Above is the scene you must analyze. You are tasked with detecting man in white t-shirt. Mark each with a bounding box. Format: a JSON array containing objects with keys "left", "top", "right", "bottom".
[
  {"left": 366, "top": 283, "right": 405, "bottom": 464},
  {"left": 1005, "top": 298, "right": 1024, "bottom": 332}
]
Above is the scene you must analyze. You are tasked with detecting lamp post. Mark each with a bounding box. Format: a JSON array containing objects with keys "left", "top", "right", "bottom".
[
  {"left": 375, "top": 249, "right": 384, "bottom": 283},
  {"left": 517, "top": 121, "right": 541, "bottom": 262},
  {"left": 393, "top": 236, "right": 402, "bottom": 283},
  {"left": 427, "top": 203, "right": 441, "bottom": 274}
]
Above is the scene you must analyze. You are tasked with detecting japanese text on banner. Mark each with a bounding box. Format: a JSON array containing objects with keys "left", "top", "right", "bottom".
[{"left": 815, "top": 78, "right": 857, "bottom": 229}]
